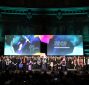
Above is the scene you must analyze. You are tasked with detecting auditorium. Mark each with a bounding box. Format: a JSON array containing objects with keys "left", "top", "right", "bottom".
[{"left": 0, "top": 0, "right": 89, "bottom": 85}]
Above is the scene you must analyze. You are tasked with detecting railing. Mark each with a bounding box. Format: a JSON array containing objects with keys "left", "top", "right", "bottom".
[{"left": 0, "top": 6, "right": 89, "bottom": 15}]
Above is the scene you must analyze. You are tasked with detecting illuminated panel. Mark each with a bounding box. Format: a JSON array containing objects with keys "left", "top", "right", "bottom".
[
  {"left": 4, "top": 35, "right": 40, "bottom": 55},
  {"left": 47, "top": 35, "right": 83, "bottom": 56},
  {"left": 39, "top": 35, "right": 53, "bottom": 44}
]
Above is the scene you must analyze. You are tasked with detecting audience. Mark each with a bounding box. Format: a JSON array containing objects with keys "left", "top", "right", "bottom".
[
  {"left": 0, "top": 55, "right": 89, "bottom": 85},
  {"left": 0, "top": 70, "right": 89, "bottom": 85}
]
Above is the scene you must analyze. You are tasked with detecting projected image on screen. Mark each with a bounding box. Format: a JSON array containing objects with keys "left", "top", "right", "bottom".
[
  {"left": 47, "top": 35, "right": 83, "bottom": 55},
  {"left": 4, "top": 35, "right": 40, "bottom": 55}
]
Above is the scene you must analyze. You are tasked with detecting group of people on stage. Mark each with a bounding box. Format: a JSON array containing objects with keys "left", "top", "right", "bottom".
[{"left": 0, "top": 55, "right": 86, "bottom": 72}]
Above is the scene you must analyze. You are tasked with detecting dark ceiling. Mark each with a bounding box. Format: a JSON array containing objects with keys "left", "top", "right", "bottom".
[
  {"left": 0, "top": 1, "right": 89, "bottom": 55},
  {"left": 0, "top": 0, "right": 89, "bottom": 7}
]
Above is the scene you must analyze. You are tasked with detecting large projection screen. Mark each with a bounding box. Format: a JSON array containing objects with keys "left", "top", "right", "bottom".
[
  {"left": 47, "top": 35, "right": 83, "bottom": 56},
  {"left": 4, "top": 35, "right": 40, "bottom": 55}
]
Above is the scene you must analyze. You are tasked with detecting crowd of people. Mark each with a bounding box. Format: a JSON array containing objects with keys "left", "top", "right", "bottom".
[
  {"left": 0, "top": 69, "right": 89, "bottom": 85},
  {"left": 0, "top": 55, "right": 89, "bottom": 85},
  {"left": 0, "top": 55, "right": 87, "bottom": 72}
]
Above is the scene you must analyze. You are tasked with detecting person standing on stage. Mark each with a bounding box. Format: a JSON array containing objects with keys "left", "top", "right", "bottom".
[
  {"left": 1, "top": 57, "right": 6, "bottom": 71},
  {"left": 50, "top": 61, "right": 54, "bottom": 71},
  {"left": 37, "top": 57, "right": 41, "bottom": 69},
  {"left": 41, "top": 57, "right": 47, "bottom": 71},
  {"left": 19, "top": 61, "right": 23, "bottom": 71},
  {"left": 28, "top": 60, "right": 33, "bottom": 71},
  {"left": 60, "top": 56, "right": 67, "bottom": 72},
  {"left": 5, "top": 57, "right": 12, "bottom": 70},
  {"left": 22, "top": 56, "right": 27, "bottom": 71}
]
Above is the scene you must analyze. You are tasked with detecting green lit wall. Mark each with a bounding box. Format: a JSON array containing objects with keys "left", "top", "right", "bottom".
[{"left": 0, "top": 7, "right": 89, "bottom": 55}]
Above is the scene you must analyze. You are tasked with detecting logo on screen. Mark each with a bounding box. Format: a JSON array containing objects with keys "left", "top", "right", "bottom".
[{"left": 54, "top": 41, "right": 70, "bottom": 48}]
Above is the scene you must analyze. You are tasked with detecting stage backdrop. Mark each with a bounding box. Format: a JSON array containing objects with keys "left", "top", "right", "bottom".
[
  {"left": 4, "top": 35, "right": 83, "bottom": 56},
  {"left": 47, "top": 35, "right": 83, "bottom": 56},
  {"left": 4, "top": 35, "right": 40, "bottom": 55}
]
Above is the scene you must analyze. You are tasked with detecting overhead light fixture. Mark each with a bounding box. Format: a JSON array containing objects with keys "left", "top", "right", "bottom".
[
  {"left": 57, "top": 10, "right": 62, "bottom": 20},
  {"left": 26, "top": 10, "right": 32, "bottom": 20}
]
